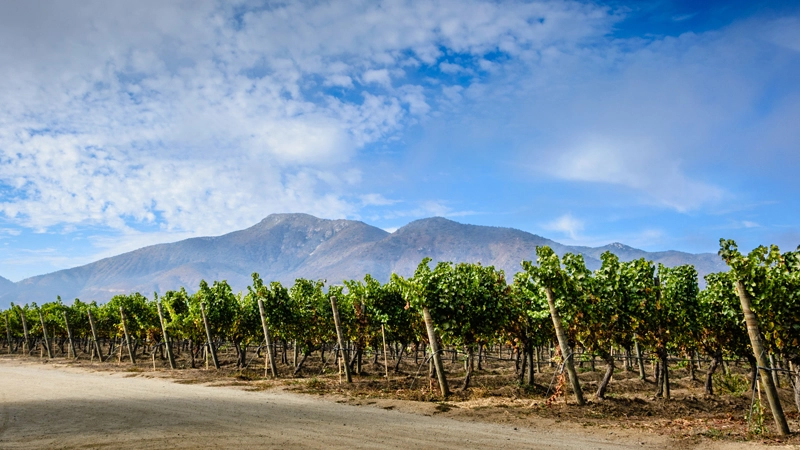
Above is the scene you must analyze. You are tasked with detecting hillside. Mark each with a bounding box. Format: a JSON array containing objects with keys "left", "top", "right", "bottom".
[
  {"left": 0, "top": 214, "right": 728, "bottom": 307},
  {"left": 0, "top": 275, "right": 14, "bottom": 298}
]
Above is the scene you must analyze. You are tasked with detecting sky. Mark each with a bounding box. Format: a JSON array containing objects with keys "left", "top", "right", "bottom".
[{"left": 0, "top": 0, "right": 799, "bottom": 282}]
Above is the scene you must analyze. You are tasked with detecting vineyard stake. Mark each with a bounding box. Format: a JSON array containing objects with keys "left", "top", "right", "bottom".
[
  {"left": 200, "top": 302, "right": 220, "bottom": 369},
  {"left": 87, "top": 310, "right": 102, "bottom": 362},
  {"left": 545, "top": 286, "right": 585, "bottom": 406},
  {"left": 381, "top": 324, "right": 389, "bottom": 382},
  {"left": 19, "top": 307, "right": 30, "bottom": 355},
  {"left": 63, "top": 311, "right": 76, "bottom": 358},
  {"left": 338, "top": 348, "right": 343, "bottom": 383},
  {"left": 5, "top": 312, "right": 11, "bottom": 355},
  {"left": 38, "top": 310, "right": 53, "bottom": 359},
  {"left": 330, "top": 295, "right": 352, "bottom": 383},
  {"left": 257, "top": 299, "right": 278, "bottom": 378},
  {"left": 736, "top": 280, "right": 790, "bottom": 435},
  {"left": 156, "top": 301, "right": 176, "bottom": 369},
  {"left": 119, "top": 307, "right": 136, "bottom": 364},
  {"left": 422, "top": 306, "right": 450, "bottom": 397}
]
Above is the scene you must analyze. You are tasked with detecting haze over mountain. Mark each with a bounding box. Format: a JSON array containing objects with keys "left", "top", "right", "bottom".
[
  {"left": 0, "top": 275, "right": 13, "bottom": 297},
  {"left": 0, "top": 213, "right": 728, "bottom": 307}
]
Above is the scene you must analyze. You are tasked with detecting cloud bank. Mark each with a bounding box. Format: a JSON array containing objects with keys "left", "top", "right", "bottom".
[{"left": 0, "top": 1, "right": 798, "bottom": 279}]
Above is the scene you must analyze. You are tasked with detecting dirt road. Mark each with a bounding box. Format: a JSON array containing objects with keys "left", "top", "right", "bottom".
[{"left": 0, "top": 360, "right": 750, "bottom": 449}]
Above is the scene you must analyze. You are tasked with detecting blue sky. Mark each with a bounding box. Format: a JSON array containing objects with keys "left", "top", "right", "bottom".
[{"left": 0, "top": 0, "right": 798, "bottom": 281}]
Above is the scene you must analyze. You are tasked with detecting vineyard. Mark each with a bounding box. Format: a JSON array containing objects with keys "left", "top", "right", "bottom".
[{"left": 3, "top": 239, "right": 800, "bottom": 440}]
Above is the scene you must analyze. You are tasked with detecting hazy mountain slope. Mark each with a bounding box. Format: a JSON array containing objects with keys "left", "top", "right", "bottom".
[
  {"left": 0, "top": 214, "right": 728, "bottom": 307},
  {"left": 303, "top": 217, "right": 567, "bottom": 282},
  {"left": 0, "top": 275, "right": 14, "bottom": 298},
  {"left": 568, "top": 242, "right": 725, "bottom": 281},
  {"left": 309, "top": 218, "right": 725, "bottom": 283},
  {"left": 4, "top": 214, "right": 389, "bottom": 305}
]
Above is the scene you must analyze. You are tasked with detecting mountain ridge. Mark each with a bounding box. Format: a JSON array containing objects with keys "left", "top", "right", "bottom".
[{"left": 0, "top": 213, "right": 727, "bottom": 307}]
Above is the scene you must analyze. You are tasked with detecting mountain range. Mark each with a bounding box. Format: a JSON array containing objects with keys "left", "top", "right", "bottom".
[{"left": 0, "top": 213, "right": 728, "bottom": 308}]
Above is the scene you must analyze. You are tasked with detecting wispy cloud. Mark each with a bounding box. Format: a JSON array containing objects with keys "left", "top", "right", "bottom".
[
  {"left": 550, "top": 137, "right": 724, "bottom": 212},
  {"left": 542, "top": 214, "right": 584, "bottom": 241}
]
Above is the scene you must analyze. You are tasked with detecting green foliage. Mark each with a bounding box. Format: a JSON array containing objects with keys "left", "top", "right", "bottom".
[
  {"left": 343, "top": 274, "right": 420, "bottom": 349},
  {"left": 507, "top": 270, "right": 553, "bottom": 349},
  {"left": 564, "top": 252, "right": 638, "bottom": 360},
  {"left": 249, "top": 274, "right": 298, "bottom": 344},
  {"left": 395, "top": 258, "right": 511, "bottom": 349},
  {"left": 161, "top": 288, "right": 201, "bottom": 341},
  {"left": 104, "top": 293, "right": 159, "bottom": 340},
  {"left": 658, "top": 264, "right": 700, "bottom": 355},
  {"left": 288, "top": 278, "right": 333, "bottom": 354},
  {"left": 720, "top": 239, "right": 800, "bottom": 363},
  {"left": 191, "top": 280, "right": 238, "bottom": 341},
  {"left": 714, "top": 371, "right": 749, "bottom": 395},
  {"left": 697, "top": 271, "right": 750, "bottom": 361}
]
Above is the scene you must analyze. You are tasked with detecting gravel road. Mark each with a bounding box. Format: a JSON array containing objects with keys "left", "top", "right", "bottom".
[{"left": 0, "top": 360, "right": 707, "bottom": 449}]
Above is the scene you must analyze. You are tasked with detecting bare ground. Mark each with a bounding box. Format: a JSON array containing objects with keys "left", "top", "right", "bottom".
[{"left": 0, "top": 356, "right": 797, "bottom": 449}]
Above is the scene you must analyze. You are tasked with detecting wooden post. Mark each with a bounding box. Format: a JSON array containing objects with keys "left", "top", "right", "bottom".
[
  {"left": 156, "top": 302, "right": 176, "bottom": 369},
  {"left": 87, "top": 310, "right": 102, "bottom": 362},
  {"left": 635, "top": 341, "right": 646, "bottom": 380},
  {"left": 119, "top": 307, "right": 136, "bottom": 364},
  {"left": 5, "top": 312, "right": 11, "bottom": 355},
  {"left": 19, "top": 308, "right": 30, "bottom": 355},
  {"left": 38, "top": 310, "right": 54, "bottom": 359},
  {"left": 422, "top": 306, "right": 450, "bottom": 397},
  {"left": 200, "top": 302, "right": 220, "bottom": 369},
  {"left": 257, "top": 299, "right": 278, "bottom": 378},
  {"left": 770, "top": 354, "right": 780, "bottom": 388},
  {"left": 736, "top": 280, "right": 790, "bottom": 436},
  {"left": 330, "top": 295, "right": 352, "bottom": 383},
  {"left": 381, "top": 324, "right": 389, "bottom": 381},
  {"left": 545, "top": 287, "right": 585, "bottom": 406},
  {"left": 338, "top": 348, "right": 343, "bottom": 383},
  {"left": 63, "top": 311, "right": 76, "bottom": 358}
]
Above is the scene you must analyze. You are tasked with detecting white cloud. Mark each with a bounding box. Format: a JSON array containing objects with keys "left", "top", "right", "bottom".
[
  {"left": 360, "top": 194, "right": 397, "bottom": 207},
  {"left": 377, "top": 200, "right": 478, "bottom": 221},
  {"left": 542, "top": 214, "right": 584, "bottom": 241},
  {"left": 550, "top": 137, "right": 724, "bottom": 212},
  {"left": 0, "top": 228, "right": 21, "bottom": 236},
  {"left": 324, "top": 75, "right": 354, "bottom": 88},
  {"left": 363, "top": 69, "right": 392, "bottom": 87},
  {"left": 1, "top": 0, "right": 612, "bottom": 239},
  {"left": 439, "top": 62, "right": 467, "bottom": 74}
]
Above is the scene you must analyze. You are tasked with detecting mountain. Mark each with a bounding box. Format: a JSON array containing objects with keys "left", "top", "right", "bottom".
[
  {"left": 0, "top": 214, "right": 728, "bottom": 307},
  {"left": 0, "top": 275, "right": 14, "bottom": 298}
]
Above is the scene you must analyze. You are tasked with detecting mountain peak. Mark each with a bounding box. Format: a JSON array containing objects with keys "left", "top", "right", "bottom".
[
  {"left": 399, "top": 216, "right": 458, "bottom": 230},
  {"left": 258, "top": 212, "right": 325, "bottom": 225}
]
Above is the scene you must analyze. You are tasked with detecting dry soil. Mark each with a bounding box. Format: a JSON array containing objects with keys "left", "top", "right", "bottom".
[{"left": 0, "top": 359, "right": 790, "bottom": 449}]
